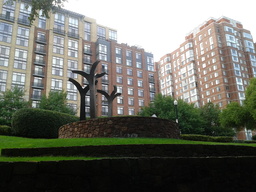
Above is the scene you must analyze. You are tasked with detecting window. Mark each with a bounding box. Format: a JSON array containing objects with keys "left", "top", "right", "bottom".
[
  {"left": 14, "top": 60, "right": 26, "bottom": 70},
  {"left": 0, "top": 70, "right": 7, "bottom": 81},
  {"left": 138, "top": 89, "right": 144, "bottom": 97},
  {"left": 128, "top": 88, "right": 134, "bottom": 95},
  {"left": 138, "top": 99, "right": 144, "bottom": 107},
  {"left": 128, "top": 98, "right": 134, "bottom": 106},
  {"left": 117, "top": 86, "right": 122, "bottom": 94},
  {"left": 15, "top": 49, "right": 27, "bottom": 61},
  {"left": 12, "top": 72, "right": 25, "bottom": 85},
  {"left": 116, "top": 57, "right": 122, "bottom": 64},
  {"left": 97, "top": 26, "right": 106, "bottom": 39},
  {"left": 117, "top": 76, "right": 123, "bottom": 84},
  {"left": 67, "top": 92, "right": 77, "bottom": 101},
  {"left": 126, "top": 59, "right": 132, "bottom": 66},
  {"left": 127, "top": 68, "right": 133, "bottom": 76},
  {"left": 117, "top": 107, "right": 124, "bottom": 115},
  {"left": 127, "top": 78, "right": 133, "bottom": 85},
  {"left": 116, "top": 66, "right": 122, "bottom": 74},
  {"left": 117, "top": 96, "right": 123, "bottom": 104},
  {"left": 115, "top": 47, "right": 121, "bottom": 55},
  {"left": 138, "top": 80, "right": 143, "bottom": 87},
  {"left": 137, "top": 71, "right": 143, "bottom": 78},
  {"left": 51, "top": 79, "right": 62, "bottom": 90},
  {"left": 136, "top": 53, "right": 141, "bottom": 60},
  {"left": 0, "top": 45, "right": 10, "bottom": 57},
  {"left": 54, "top": 36, "right": 64, "bottom": 46},
  {"left": 126, "top": 50, "right": 132, "bottom": 57},
  {"left": 136, "top": 62, "right": 142, "bottom": 68},
  {"left": 54, "top": 13, "right": 65, "bottom": 23},
  {"left": 109, "top": 30, "right": 117, "bottom": 41},
  {"left": 128, "top": 108, "right": 135, "bottom": 115},
  {"left": 84, "top": 22, "right": 91, "bottom": 41},
  {"left": 0, "top": 22, "right": 12, "bottom": 43}
]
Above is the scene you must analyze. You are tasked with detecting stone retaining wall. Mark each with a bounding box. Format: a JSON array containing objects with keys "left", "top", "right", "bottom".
[
  {"left": 1, "top": 157, "right": 256, "bottom": 191},
  {"left": 59, "top": 116, "right": 180, "bottom": 139}
]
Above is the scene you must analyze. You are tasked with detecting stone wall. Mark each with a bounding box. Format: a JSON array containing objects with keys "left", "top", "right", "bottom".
[
  {"left": 1, "top": 157, "right": 256, "bottom": 191},
  {"left": 59, "top": 116, "right": 180, "bottom": 139}
]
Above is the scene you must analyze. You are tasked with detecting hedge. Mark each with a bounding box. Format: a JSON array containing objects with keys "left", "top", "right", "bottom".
[
  {"left": 11, "top": 108, "right": 79, "bottom": 138},
  {"left": 0, "top": 125, "right": 12, "bottom": 136},
  {"left": 181, "top": 134, "right": 233, "bottom": 143}
]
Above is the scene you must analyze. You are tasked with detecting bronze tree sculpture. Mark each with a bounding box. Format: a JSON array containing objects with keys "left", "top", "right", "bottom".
[
  {"left": 69, "top": 60, "right": 106, "bottom": 120},
  {"left": 69, "top": 60, "right": 121, "bottom": 120},
  {"left": 97, "top": 85, "right": 121, "bottom": 117}
]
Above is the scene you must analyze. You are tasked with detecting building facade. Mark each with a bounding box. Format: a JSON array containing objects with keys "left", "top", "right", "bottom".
[
  {"left": 158, "top": 16, "right": 256, "bottom": 109},
  {"left": 0, "top": 0, "right": 157, "bottom": 117}
]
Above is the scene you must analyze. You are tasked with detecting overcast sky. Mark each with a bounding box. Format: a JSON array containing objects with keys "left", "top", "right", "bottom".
[{"left": 64, "top": 0, "right": 256, "bottom": 61}]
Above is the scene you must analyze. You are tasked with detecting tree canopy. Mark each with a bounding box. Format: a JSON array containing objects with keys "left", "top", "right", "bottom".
[
  {"left": 39, "top": 90, "right": 76, "bottom": 115},
  {"left": 0, "top": 86, "right": 30, "bottom": 125},
  {"left": 7, "top": 0, "right": 67, "bottom": 23}
]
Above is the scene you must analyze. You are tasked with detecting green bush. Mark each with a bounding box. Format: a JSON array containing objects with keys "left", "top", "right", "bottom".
[
  {"left": 12, "top": 108, "right": 79, "bottom": 138},
  {"left": 0, "top": 125, "right": 12, "bottom": 136},
  {"left": 181, "top": 134, "right": 233, "bottom": 143},
  {"left": 252, "top": 135, "right": 256, "bottom": 141}
]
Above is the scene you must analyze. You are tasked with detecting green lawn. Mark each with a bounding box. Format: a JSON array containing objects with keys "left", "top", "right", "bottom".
[{"left": 1, "top": 135, "right": 256, "bottom": 162}]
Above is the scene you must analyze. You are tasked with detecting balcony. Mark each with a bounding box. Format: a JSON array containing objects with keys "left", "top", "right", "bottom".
[
  {"left": 101, "top": 111, "right": 108, "bottom": 116},
  {"left": 0, "top": 14, "right": 15, "bottom": 22},
  {"left": 18, "top": 18, "right": 30, "bottom": 26},
  {"left": 31, "top": 94, "right": 42, "bottom": 100},
  {"left": 102, "top": 100, "right": 108, "bottom": 105},
  {"left": 149, "top": 77, "right": 155, "bottom": 83},
  {"left": 36, "top": 37, "right": 47, "bottom": 44},
  {"left": 35, "top": 48, "right": 46, "bottom": 55},
  {"left": 84, "top": 49, "right": 92, "bottom": 55},
  {"left": 33, "top": 70, "right": 45, "bottom": 77},
  {"left": 53, "top": 28, "right": 65, "bottom": 35},
  {"left": 101, "top": 79, "right": 109, "bottom": 84},
  {"left": 68, "top": 32, "right": 79, "bottom": 39},
  {"left": 32, "top": 82, "right": 44, "bottom": 89},
  {"left": 34, "top": 59, "right": 45, "bottom": 66},
  {"left": 149, "top": 87, "right": 156, "bottom": 92},
  {"left": 83, "top": 58, "right": 92, "bottom": 65}
]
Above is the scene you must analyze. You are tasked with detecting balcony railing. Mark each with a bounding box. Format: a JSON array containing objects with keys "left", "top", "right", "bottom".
[
  {"left": 34, "top": 59, "right": 45, "bottom": 66},
  {"left": 36, "top": 37, "right": 47, "bottom": 44},
  {"left": 83, "top": 58, "right": 92, "bottom": 64},
  {"left": 53, "top": 28, "right": 65, "bottom": 35},
  {"left": 0, "top": 14, "right": 15, "bottom": 22},
  {"left": 31, "top": 94, "right": 42, "bottom": 100},
  {"left": 149, "top": 77, "right": 155, "bottom": 83},
  {"left": 33, "top": 70, "right": 45, "bottom": 77},
  {"left": 101, "top": 79, "right": 109, "bottom": 84},
  {"left": 32, "top": 82, "right": 44, "bottom": 89},
  {"left": 35, "top": 48, "right": 46, "bottom": 55},
  {"left": 18, "top": 18, "right": 30, "bottom": 26},
  {"left": 68, "top": 32, "right": 79, "bottom": 39},
  {"left": 84, "top": 49, "right": 92, "bottom": 55},
  {"left": 149, "top": 88, "right": 156, "bottom": 92}
]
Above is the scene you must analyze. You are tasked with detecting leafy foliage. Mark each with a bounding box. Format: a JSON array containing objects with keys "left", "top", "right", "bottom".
[
  {"left": 139, "top": 94, "right": 204, "bottom": 134},
  {"left": 39, "top": 90, "right": 76, "bottom": 115},
  {"left": 0, "top": 87, "right": 30, "bottom": 126},
  {"left": 0, "top": 125, "right": 12, "bottom": 136},
  {"left": 7, "top": 0, "right": 67, "bottom": 23},
  {"left": 11, "top": 108, "right": 79, "bottom": 138}
]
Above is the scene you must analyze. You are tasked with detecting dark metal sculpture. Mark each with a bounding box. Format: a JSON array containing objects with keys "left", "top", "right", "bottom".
[
  {"left": 97, "top": 85, "right": 121, "bottom": 117},
  {"left": 69, "top": 60, "right": 106, "bottom": 120}
]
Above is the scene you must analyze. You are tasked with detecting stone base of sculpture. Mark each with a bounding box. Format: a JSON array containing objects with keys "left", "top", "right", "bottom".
[{"left": 58, "top": 116, "right": 180, "bottom": 139}]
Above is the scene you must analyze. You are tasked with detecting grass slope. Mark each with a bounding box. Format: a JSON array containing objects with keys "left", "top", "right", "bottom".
[{"left": 1, "top": 135, "right": 256, "bottom": 162}]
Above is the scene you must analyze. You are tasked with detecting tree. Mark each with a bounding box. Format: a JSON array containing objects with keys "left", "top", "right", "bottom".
[
  {"left": 200, "top": 102, "right": 235, "bottom": 136},
  {"left": 7, "top": 0, "right": 67, "bottom": 23},
  {"left": 245, "top": 78, "right": 256, "bottom": 120},
  {"left": 138, "top": 94, "right": 204, "bottom": 134},
  {"left": 0, "top": 86, "right": 30, "bottom": 126},
  {"left": 39, "top": 90, "right": 76, "bottom": 115}
]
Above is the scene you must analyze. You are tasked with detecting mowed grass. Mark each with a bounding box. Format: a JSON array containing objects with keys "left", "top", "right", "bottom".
[{"left": 1, "top": 135, "right": 256, "bottom": 162}]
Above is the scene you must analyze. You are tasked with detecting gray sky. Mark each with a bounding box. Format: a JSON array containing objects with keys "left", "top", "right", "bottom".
[{"left": 65, "top": 0, "right": 256, "bottom": 61}]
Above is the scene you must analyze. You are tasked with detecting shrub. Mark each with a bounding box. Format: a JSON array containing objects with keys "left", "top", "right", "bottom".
[
  {"left": 0, "top": 125, "right": 12, "bottom": 136},
  {"left": 181, "top": 134, "right": 233, "bottom": 143},
  {"left": 12, "top": 108, "right": 79, "bottom": 138},
  {"left": 252, "top": 135, "right": 256, "bottom": 141}
]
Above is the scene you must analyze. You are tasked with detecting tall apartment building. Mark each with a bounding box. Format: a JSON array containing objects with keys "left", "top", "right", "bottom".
[
  {"left": 158, "top": 16, "right": 256, "bottom": 108},
  {"left": 0, "top": 0, "right": 157, "bottom": 117}
]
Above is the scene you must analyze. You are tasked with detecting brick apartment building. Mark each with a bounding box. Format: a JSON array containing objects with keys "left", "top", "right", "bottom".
[
  {"left": 157, "top": 16, "right": 256, "bottom": 139},
  {"left": 0, "top": 0, "right": 158, "bottom": 117}
]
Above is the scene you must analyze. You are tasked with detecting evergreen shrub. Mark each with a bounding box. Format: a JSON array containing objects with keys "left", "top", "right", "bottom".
[
  {"left": 0, "top": 125, "right": 12, "bottom": 136},
  {"left": 12, "top": 108, "right": 79, "bottom": 138}
]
